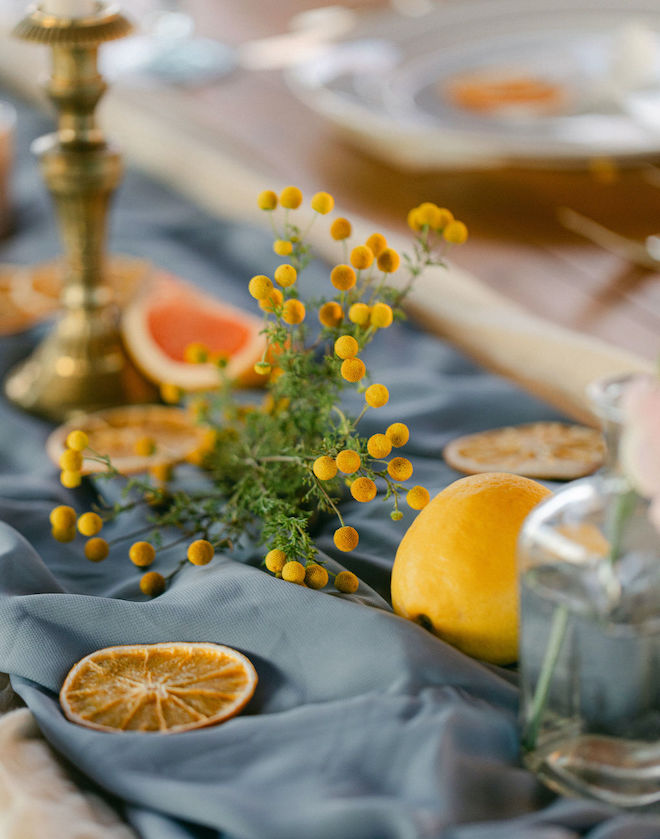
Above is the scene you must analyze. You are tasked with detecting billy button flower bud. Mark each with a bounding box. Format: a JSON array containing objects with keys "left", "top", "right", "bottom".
[
  {"left": 407, "top": 485, "right": 431, "bottom": 510},
  {"left": 369, "top": 302, "right": 393, "bottom": 329},
  {"left": 350, "top": 245, "right": 373, "bottom": 271},
  {"left": 407, "top": 207, "right": 424, "bottom": 232},
  {"left": 77, "top": 512, "right": 103, "bottom": 537},
  {"left": 59, "top": 448, "right": 83, "bottom": 472},
  {"left": 365, "top": 384, "right": 389, "bottom": 408},
  {"left": 416, "top": 202, "right": 442, "bottom": 228},
  {"left": 66, "top": 430, "right": 89, "bottom": 452},
  {"left": 387, "top": 457, "right": 413, "bottom": 481},
  {"left": 49, "top": 505, "right": 76, "bottom": 530},
  {"left": 365, "top": 233, "right": 387, "bottom": 257},
  {"left": 305, "top": 564, "right": 329, "bottom": 589},
  {"left": 313, "top": 455, "right": 338, "bottom": 481},
  {"left": 330, "top": 217, "right": 351, "bottom": 240},
  {"left": 336, "top": 449, "right": 361, "bottom": 474},
  {"left": 333, "top": 526, "right": 359, "bottom": 552},
  {"left": 334, "top": 570, "right": 359, "bottom": 592},
  {"left": 377, "top": 248, "right": 400, "bottom": 273},
  {"left": 318, "top": 301, "right": 344, "bottom": 328},
  {"left": 160, "top": 382, "right": 183, "bottom": 404},
  {"left": 367, "top": 433, "right": 392, "bottom": 459},
  {"left": 187, "top": 539, "right": 215, "bottom": 566},
  {"left": 134, "top": 436, "right": 156, "bottom": 457},
  {"left": 443, "top": 220, "right": 468, "bottom": 244},
  {"left": 273, "top": 239, "right": 293, "bottom": 256},
  {"left": 249, "top": 274, "right": 273, "bottom": 300},
  {"left": 60, "top": 470, "right": 82, "bottom": 489},
  {"left": 334, "top": 335, "right": 359, "bottom": 359},
  {"left": 257, "top": 190, "right": 278, "bottom": 211},
  {"left": 435, "top": 207, "right": 454, "bottom": 230},
  {"left": 274, "top": 264, "right": 297, "bottom": 288},
  {"left": 129, "top": 540, "right": 156, "bottom": 567},
  {"left": 348, "top": 302, "right": 370, "bottom": 326},
  {"left": 330, "top": 264, "right": 356, "bottom": 291},
  {"left": 254, "top": 361, "right": 272, "bottom": 376},
  {"left": 282, "top": 299, "right": 306, "bottom": 325},
  {"left": 140, "top": 571, "right": 166, "bottom": 597},
  {"left": 311, "top": 191, "right": 334, "bottom": 214},
  {"left": 52, "top": 525, "right": 76, "bottom": 543},
  {"left": 386, "top": 422, "right": 409, "bottom": 447},
  {"left": 350, "top": 477, "right": 377, "bottom": 503},
  {"left": 340, "top": 358, "right": 366, "bottom": 383},
  {"left": 282, "top": 560, "right": 306, "bottom": 584},
  {"left": 279, "top": 186, "right": 303, "bottom": 209},
  {"left": 390, "top": 510, "right": 404, "bottom": 521},
  {"left": 265, "top": 549, "right": 287, "bottom": 574},
  {"left": 259, "top": 287, "right": 284, "bottom": 313},
  {"left": 184, "top": 342, "right": 208, "bottom": 364},
  {"left": 84, "top": 537, "right": 109, "bottom": 562}
]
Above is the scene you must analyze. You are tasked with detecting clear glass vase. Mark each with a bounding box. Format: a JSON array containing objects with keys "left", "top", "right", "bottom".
[{"left": 518, "top": 374, "right": 660, "bottom": 809}]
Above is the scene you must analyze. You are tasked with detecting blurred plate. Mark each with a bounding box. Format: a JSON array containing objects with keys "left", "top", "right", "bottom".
[{"left": 286, "top": 0, "right": 660, "bottom": 170}]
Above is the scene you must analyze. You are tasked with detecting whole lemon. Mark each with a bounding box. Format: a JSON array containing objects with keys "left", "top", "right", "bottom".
[{"left": 391, "top": 472, "right": 552, "bottom": 665}]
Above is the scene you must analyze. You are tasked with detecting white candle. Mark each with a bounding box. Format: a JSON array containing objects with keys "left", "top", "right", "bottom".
[{"left": 41, "top": 0, "right": 96, "bottom": 17}]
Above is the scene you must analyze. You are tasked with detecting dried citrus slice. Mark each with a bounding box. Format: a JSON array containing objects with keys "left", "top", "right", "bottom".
[
  {"left": 121, "top": 273, "right": 267, "bottom": 391},
  {"left": 60, "top": 642, "right": 258, "bottom": 733},
  {"left": 445, "top": 71, "right": 567, "bottom": 115},
  {"left": 46, "top": 404, "right": 207, "bottom": 475},
  {"left": 443, "top": 422, "right": 605, "bottom": 480}
]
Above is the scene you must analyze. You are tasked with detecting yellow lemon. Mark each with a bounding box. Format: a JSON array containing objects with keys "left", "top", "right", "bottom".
[{"left": 391, "top": 472, "right": 551, "bottom": 665}]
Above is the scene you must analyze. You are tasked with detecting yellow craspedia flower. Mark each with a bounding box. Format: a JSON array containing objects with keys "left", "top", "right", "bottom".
[
  {"left": 187, "top": 539, "right": 214, "bottom": 566},
  {"left": 443, "top": 220, "right": 468, "bottom": 244},
  {"left": 367, "top": 433, "right": 392, "bottom": 459},
  {"left": 282, "top": 299, "right": 306, "bottom": 325},
  {"left": 416, "top": 202, "right": 442, "bottom": 228},
  {"left": 407, "top": 485, "right": 431, "bottom": 510},
  {"left": 273, "top": 239, "right": 293, "bottom": 256},
  {"left": 334, "top": 569, "right": 359, "bottom": 592},
  {"left": 333, "top": 526, "right": 359, "bottom": 552},
  {"left": 249, "top": 274, "right": 274, "bottom": 300},
  {"left": 282, "top": 560, "right": 306, "bottom": 584},
  {"left": 60, "top": 470, "right": 82, "bottom": 489},
  {"left": 77, "top": 512, "right": 103, "bottom": 537},
  {"left": 334, "top": 335, "right": 359, "bottom": 359},
  {"left": 140, "top": 571, "right": 166, "bottom": 597},
  {"left": 370, "top": 302, "right": 393, "bottom": 329},
  {"left": 365, "top": 384, "right": 389, "bottom": 408},
  {"left": 386, "top": 422, "right": 409, "bottom": 447},
  {"left": 59, "top": 448, "right": 83, "bottom": 472},
  {"left": 330, "top": 264, "right": 356, "bottom": 291},
  {"left": 274, "top": 264, "right": 297, "bottom": 288},
  {"left": 365, "top": 233, "right": 387, "bottom": 257},
  {"left": 305, "top": 564, "right": 329, "bottom": 589},
  {"left": 330, "top": 217, "right": 352, "bottom": 240},
  {"left": 318, "top": 301, "right": 344, "bottom": 328},
  {"left": 280, "top": 186, "right": 303, "bottom": 209},
  {"left": 336, "top": 449, "right": 361, "bottom": 474},
  {"left": 340, "top": 358, "right": 366, "bottom": 383},
  {"left": 49, "top": 505, "right": 76, "bottom": 530},
  {"left": 388, "top": 457, "right": 413, "bottom": 481},
  {"left": 350, "top": 477, "right": 377, "bottom": 503},
  {"left": 311, "top": 191, "right": 334, "bottom": 214},
  {"left": 257, "top": 190, "right": 278, "bottom": 211},
  {"left": 184, "top": 342, "right": 208, "bottom": 364},
  {"left": 377, "top": 248, "right": 400, "bottom": 273},
  {"left": 134, "top": 436, "right": 156, "bottom": 457},
  {"left": 149, "top": 463, "right": 173, "bottom": 483},
  {"left": 265, "top": 549, "right": 287, "bottom": 573},
  {"left": 348, "top": 302, "right": 370, "bottom": 326},
  {"left": 52, "top": 526, "right": 76, "bottom": 543},
  {"left": 407, "top": 207, "right": 423, "bottom": 232},
  {"left": 129, "top": 540, "right": 156, "bottom": 567},
  {"left": 66, "top": 430, "right": 89, "bottom": 452},
  {"left": 350, "top": 245, "right": 374, "bottom": 271},
  {"left": 254, "top": 361, "right": 272, "bottom": 376},
  {"left": 84, "top": 537, "right": 109, "bottom": 562},
  {"left": 435, "top": 207, "right": 454, "bottom": 229},
  {"left": 259, "top": 287, "right": 284, "bottom": 313},
  {"left": 313, "top": 455, "right": 338, "bottom": 481},
  {"left": 160, "top": 382, "right": 183, "bottom": 404}
]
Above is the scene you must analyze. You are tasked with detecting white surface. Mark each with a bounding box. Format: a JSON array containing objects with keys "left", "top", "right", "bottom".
[
  {"left": 286, "top": 0, "right": 660, "bottom": 170},
  {"left": 40, "top": 0, "right": 96, "bottom": 17}
]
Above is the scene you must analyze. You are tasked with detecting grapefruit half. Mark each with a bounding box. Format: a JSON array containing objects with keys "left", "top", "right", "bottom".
[{"left": 121, "top": 273, "right": 267, "bottom": 390}]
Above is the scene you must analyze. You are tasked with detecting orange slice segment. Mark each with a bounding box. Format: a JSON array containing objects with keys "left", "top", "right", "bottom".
[
  {"left": 443, "top": 422, "right": 605, "bottom": 480},
  {"left": 121, "top": 273, "right": 267, "bottom": 390},
  {"left": 60, "top": 642, "right": 258, "bottom": 733},
  {"left": 46, "top": 404, "right": 207, "bottom": 475}
]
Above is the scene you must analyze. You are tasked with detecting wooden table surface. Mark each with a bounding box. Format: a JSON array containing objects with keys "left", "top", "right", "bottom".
[{"left": 2, "top": 0, "right": 660, "bottom": 361}]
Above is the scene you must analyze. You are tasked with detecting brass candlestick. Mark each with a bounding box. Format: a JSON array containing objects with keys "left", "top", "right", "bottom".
[{"left": 4, "top": 2, "right": 157, "bottom": 421}]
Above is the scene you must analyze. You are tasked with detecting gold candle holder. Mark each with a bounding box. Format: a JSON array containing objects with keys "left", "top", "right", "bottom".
[{"left": 4, "top": 2, "right": 158, "bottom": 421}]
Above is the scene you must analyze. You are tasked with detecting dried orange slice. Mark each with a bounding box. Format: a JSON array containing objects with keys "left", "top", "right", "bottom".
[
  {"left": 443, "top": 422, "right": 605, "bottom": 480},
  {"left": 60, "top": 642, "right": 258, "bottom": 733},
  {"left": 46, "top": 404, "right": 207, "bottom": 475},
  {"left": 445, "top": 71, "right": 566, "bottom": 116}
]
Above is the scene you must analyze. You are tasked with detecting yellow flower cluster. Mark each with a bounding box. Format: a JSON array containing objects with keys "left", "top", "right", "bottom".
[{"left": 407, "top": 201, "right": 468, "bottom": 245}]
